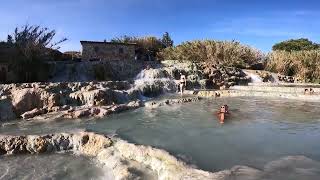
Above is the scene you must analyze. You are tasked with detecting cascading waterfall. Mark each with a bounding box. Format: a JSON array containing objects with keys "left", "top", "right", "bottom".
[
  {"left": 133, "top": 68, "right": 177, "bottom": 97},
  {"left": 243, "top": 70, "right": 263, "bottom": 83}
]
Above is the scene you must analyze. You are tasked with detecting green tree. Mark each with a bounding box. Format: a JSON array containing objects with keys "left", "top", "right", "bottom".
[
  {"left": 272, "top": 38, "right": 320, "bottom": 52},
  {"left": 161, "top": 32, "right": 173, "bottom": 48},
  {"left": 111, "top": 35, "right": 164, "bottom": 61}
]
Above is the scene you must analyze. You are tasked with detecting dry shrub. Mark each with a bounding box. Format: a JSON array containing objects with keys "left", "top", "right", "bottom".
[
  {"left": 266, "top": 50, "right": 320, "bottom": 82},
  {"left": 158, "top": 40, "right": 264, "bottom": 68}
]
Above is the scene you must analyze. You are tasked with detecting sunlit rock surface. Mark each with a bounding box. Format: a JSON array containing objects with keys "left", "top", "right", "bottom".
[
  {"left": 0, "top": 81, "right": 139, "bottom": 120},
  {"left": 0, "top": 131, "right": 218, "bottom": 179},
  {"left": 145, "top": 97, "right": 201, "bottom": 109}
]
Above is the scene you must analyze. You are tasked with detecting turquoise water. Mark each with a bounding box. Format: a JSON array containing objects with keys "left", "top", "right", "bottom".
[{"left": 1, "top": 97, "right": 320, "bottom": 172}]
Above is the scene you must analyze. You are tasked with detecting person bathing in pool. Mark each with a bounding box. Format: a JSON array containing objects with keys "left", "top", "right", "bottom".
[{"left": 216, "top": 105, "right": 229, "bottom": 124}]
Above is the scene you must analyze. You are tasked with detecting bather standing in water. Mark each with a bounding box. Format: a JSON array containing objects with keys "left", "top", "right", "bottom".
[
  {"left": 216, "top": 105, "right": 229, "bottom": 124},
  {"left": 304, "top": 88, "right": 315, "bottom": 95},
  {"left": 179, "top": 73, "right": 187, "bottom": 95}
]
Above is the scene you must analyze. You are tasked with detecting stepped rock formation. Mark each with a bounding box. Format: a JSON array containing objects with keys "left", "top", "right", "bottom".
[
  {"left": 0, "top": 61, "right": 255, "bottom": 121},
  {"left": 133, "top": 61, "right": 250, "bottom": 97},
  {"left": 1, "top": 131, "right": 319, "bottom": 180},
  {"left": 0, "top": 81, "right": 137, "bottom": 121}
]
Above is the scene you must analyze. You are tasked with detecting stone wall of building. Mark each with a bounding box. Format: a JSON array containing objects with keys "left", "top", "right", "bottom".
[
  {"left": 0, "top": 64, "right": 8, "bottom": 83},
  {"left": 81, "top": 41, "right": 136, "bottom": 61}
]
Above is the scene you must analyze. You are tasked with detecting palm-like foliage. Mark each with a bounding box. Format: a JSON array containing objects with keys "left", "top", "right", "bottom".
[{"left": 6, "top": 24, "right": 67, "bottom": 82}]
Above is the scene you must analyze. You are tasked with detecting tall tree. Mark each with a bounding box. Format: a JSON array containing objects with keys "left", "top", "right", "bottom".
[{"left": 161, "top": 32, "right": 174, "bottom": 48}]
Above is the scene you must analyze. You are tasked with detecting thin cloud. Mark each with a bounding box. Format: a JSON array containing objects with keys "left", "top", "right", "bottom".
[{"left": 211, "top": 10, "right": 318, "bottom": 38}]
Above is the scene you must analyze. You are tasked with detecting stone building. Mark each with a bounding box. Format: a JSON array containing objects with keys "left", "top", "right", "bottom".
[
  {"left": 80, "top": 41, "right": 136, "bottom": 61},
  {"left": 0, "top": 63, "right": 8, "bottom": 83}
]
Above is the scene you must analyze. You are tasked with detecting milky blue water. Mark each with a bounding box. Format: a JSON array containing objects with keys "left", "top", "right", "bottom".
[{"left": 1, "top": 97, "right": 320, "bottom": 173}]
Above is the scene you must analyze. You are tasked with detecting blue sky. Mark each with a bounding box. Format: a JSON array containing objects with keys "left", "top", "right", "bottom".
[{"left": 0, "top": 0, "right": 319, "bottom": 52}]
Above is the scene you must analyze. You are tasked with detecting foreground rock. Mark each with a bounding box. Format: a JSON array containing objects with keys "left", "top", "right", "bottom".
[
  {"left": 133, "top": 61, "right": 250, "bottom": 97},
  {"left": 1, "top": 131, "right": 319, "bottom": 180},
  {"left": 145, "top": 96, "right": 201, "bottom": 109},
  {"left": 11, "top": 88, "right": 49, "bottom": 115},
  {"left": 64, "top": 101, "right": 142, "bottom": 119},
  {"left": 0, "top": 131, "right": 224, "bottom": 179},
  {"left": 21, "top": 108, "right": 47, "bottom": 119},
  {"left": 25, "top": 101, "right": 143, "bottom": 121},
  {"left": 0, "top": 81, "right": 139, "bottom": 120}
]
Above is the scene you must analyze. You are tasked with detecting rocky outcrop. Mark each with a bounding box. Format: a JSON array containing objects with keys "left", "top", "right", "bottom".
[
  {"left": 0, "top": 131, "right": 112, "bottom": 155},
  {"left": 256, "top": 71, "right": 274, "bottom": 82},
  {"left": 136, "top": 61, "right": 250, "bottom": 97},
  {"left": 0, "top": 131, "right": 224, "bottom": 179},
  {"left": 11, "top": 88, "right": 46, "bottom": 115},
  {"left": 145, "top": 97, "right": 201, "bottom": 109},
  {"left": 69, "top": 88, "right": 128, "bottom": 106},
  {"left": 32, "top": 100, "right": 143, "bottom": 120},
  {"left": 21, "top": 108, "right": 47, "bottom": 119},
  {"left": 205, "top": 66, "right": 250, "bottom": 89},
  {"left": 67, "top": 101, "right": 142, "bottom": 119},
  {"left": 195, "top": 86, "right": 320, "bottom": 101},
  {"left": 278, "top": 74, "right": 301, "bottom": 83},
  {"left": 2, "top": 131, "right": 317, "bottom": 180},
  {"left": 0, "top": 81, "right": 138, "bottom": 120}
]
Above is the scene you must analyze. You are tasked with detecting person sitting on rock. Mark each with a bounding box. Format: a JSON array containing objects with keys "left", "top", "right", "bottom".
[
  {"left": 179, "top": 73, "right": 187, "bottom": 95},
  {"left": 216, "top": 105, "right": 229, "bottom": 124}
]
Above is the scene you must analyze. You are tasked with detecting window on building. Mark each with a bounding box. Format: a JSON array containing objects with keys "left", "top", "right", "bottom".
[{"left": 119, "top": 48, "right": 124, "bottom": 54}]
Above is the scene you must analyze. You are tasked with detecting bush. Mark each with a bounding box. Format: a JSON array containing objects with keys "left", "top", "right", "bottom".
[
  {"left": 111, "top": 35, "right": 165, "bottom": 61},
  {"left": 161, "top": 32, "right": 174, "bottom": 48},
  {"left": 2, "top": 24, "right": 67, "bottom": 83},
  {"left": 272, "top": 38, "right": 320, "bottom": 52},
  {"left": 266, "top": 50, "right": 320, "bottom": 82},
  {"left": 158, "top": 40, "right": 264, "bottom": 69}
]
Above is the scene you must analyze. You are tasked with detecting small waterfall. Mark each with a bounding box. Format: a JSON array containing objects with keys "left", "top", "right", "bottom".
[
  {"left": 270, "top": 73, "right": 280, "bottom": 83},
  {"left": 243, "top": 70, "right": 263, "bottom": 83},
  {"left": 133, "top": 68, "right": 177, "bottom": 97},
  {"left": 135, "top": 68, "right": 168, "bottom": 79}
]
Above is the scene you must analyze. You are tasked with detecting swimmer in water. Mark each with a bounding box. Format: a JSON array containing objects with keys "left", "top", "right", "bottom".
[
  {"left": 304, "top": 88, "right": 315, "bottom": 95},
  {"left": 216, "top": 105, "right": 229, "bottom": 124}
]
